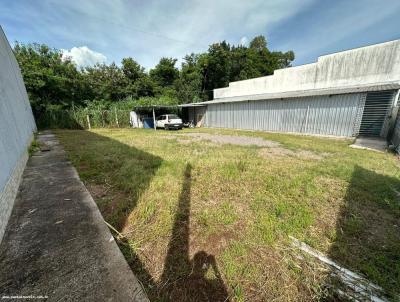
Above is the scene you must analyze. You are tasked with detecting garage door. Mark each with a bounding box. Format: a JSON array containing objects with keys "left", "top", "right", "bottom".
[{"left": 359, "top": 91, "right": 394, "bottom": 137}]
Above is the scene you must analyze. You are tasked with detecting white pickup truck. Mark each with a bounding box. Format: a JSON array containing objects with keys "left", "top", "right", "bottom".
[{"left": 156, "top": 114, "right": 183, "bottom": 130}]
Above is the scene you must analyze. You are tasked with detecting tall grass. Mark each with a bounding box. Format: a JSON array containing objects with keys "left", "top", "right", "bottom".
[{"left": 36, "top": 108, "right": 132, "bottom": 129}]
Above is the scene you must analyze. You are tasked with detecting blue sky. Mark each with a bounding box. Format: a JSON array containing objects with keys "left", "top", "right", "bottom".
[{"left": 1, "top": 0, "right": 400, "bottom": 70}]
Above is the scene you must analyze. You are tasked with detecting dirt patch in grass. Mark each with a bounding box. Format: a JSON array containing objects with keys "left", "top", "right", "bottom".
[
  {"left": 174, "top": 132, "right": 329, "bottom": 160},
  {"left": 190, "top": 225, "right": 242, "bottom": 258},
  {"left": 259, "top": 147, "right": 328, "bottom": 160},
  {"left": 87, "top": 183, "right": 108, "bottom": 198},
  {"left": 177, "top": 133, "right": 280, "bottom": 147},
  {"left": 86, "top": 183, "right": 132, "bottom": 230}
]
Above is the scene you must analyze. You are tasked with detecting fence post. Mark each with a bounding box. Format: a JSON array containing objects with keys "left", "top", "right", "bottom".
[
  {"left": 152, "top": 107, "right": 156, "bottom": 131},
  {"left": 115, "top": 108, "right": 119, "bottom": 128},
  {"left": 86, "top": 114, "right": 91, "bottom": 130},
  {"left": 72, "top": 102, "right": 77, "bottom": 121}
]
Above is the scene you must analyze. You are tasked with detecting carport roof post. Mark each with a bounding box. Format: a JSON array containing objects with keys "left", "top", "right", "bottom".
[{"left": 153, "top": 107, "right": 156, "bottom": 131}]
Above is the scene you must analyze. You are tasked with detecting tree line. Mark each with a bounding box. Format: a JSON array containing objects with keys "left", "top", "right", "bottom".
[{"left": 13, "top": 35, "right": 294, "bottom": 117}]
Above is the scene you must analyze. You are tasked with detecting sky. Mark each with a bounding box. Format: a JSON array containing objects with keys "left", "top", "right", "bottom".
[{"left": 1, "top": 0, "right": 400, "bottom": 70}]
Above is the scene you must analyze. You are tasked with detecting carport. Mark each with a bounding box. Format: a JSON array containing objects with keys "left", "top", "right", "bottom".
[
  {"left": 132, "top": 105, "right": 182, "bottom": 130},
  {"left": 179, "top": 103, "right": 207, "bottom": 127}
]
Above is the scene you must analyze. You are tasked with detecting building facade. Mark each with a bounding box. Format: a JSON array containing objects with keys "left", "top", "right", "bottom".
[{"left": 182, "top": 40, "right": 400, "bottom": 139}]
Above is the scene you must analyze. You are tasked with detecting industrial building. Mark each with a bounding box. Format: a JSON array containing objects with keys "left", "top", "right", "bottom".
[{"left": 181, "top": 40, "right": 400, "bottom": 140}]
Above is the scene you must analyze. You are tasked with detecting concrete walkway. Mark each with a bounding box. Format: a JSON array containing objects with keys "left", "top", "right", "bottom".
[
  {"left": 0, "top": 132, "right": 149, "bottom": 301},
  {"left": 349, "top": 137, "right": 387, "bottom": 152}
]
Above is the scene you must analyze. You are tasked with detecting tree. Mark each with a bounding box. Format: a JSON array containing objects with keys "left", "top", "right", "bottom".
[
  {"left": 132, "top": 74, "right": 157, "bottom": 97},
  {"left": 249, "top": 35, "right": 267, "bottom": 51},
  {"left": 271, "top": 50, "right": 295, "bottom": 69},
  {"left": 230, "top": 45, "right": 261, "bottom": 81},
  {"left": 246, "top": 35, "right": 295, "bottom": 76},
  {"left": 84, "top": 63, "right": 127, "bottom": 101},
  {"left": 122, "top": 57, "right": 145, "bottom": 81},
  {"left": 150, "top": 57, "right": 179, "bottom": 87},
  {"left": 13, "top": 42, "right": 86, "bottom": 115},
  {"left": 121, "top": 57, "right": 152, "bottom": 98},
  {"left": 14, "top": 34, "right": 295, "bottom": 114},
  {"left": 174, "top": 54, "right": 204, "bottom": 103},
  {"left": 203, "top": 41, "right": 231, "bottom": 99}
]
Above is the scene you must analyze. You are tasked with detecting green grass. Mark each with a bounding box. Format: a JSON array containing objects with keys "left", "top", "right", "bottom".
[
  {"left": 56, "top": 128, "right": 400, "bottom": 301},
  {"left": 28, "top": 138, "right": 40, "bottom": 156}
]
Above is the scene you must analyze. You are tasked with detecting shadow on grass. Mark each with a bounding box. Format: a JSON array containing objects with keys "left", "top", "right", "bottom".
[
  {"left": 58, "top": 130, "right": 228, "bottom": 301},
  {"left": 158, "top": 164, "right": 229, "bottom": 301},
  {"left": 126, "top": 163, "right": 229, "bottom": 301},
  {"left": 328, "top": 165, "right": 400, "bottom": 299},
  {"left": 58, "top": 130, "right": 163, "bottom": 230}
]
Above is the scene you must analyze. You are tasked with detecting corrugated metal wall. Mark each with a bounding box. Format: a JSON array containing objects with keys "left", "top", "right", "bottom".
[{"left": 204, "top": 93, "right": 363, "bottom": 137}]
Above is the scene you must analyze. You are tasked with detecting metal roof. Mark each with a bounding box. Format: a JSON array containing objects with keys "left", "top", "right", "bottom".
[
  {"left": 179, "top": 103, "right": 207, "bottom": 107},
  {"left": 133, "top": 105, "right": 180, "bottom": 108},
  {"left": 180, "top": 82, "right": 400, "bottom": 107}
]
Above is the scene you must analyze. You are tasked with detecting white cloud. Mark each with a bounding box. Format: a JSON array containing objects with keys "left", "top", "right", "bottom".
[
  {"left": 3, "top": 0, "right": 315, "bottom": 69},
  {"left": 3, "top": 0, "right": 400, "bottom": 69},
  {"left": 62, "top": 46, "right": 107, "bottom": 67},
  {"left": 239, "top": 36, "right": 249, "bottom": 46}
]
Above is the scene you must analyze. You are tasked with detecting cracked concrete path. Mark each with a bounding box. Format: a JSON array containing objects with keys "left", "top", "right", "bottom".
[{"left": 0, "top": 131, "right": 149, "bottom": 301}]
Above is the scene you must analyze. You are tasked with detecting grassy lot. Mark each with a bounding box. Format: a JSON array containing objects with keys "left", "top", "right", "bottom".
[{"left": 56, "top": 128, "right": 400, "bottom": 301}]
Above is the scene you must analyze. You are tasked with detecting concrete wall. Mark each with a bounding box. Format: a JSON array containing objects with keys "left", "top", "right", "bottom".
[
  {"left": 0, "top": 27, "right": 36, "bottom": 242},
  {"left": 391, "top": 118, "right": 400, "bottom": 153},
  {"left": 204, "top": 93, "right": 364, "bottom": 137},
  {"left": 391, "top": 105, "right": 400, "bottom": 153},
  {"left": 214, "top": 40, "right": 400, "bottom": 99}
]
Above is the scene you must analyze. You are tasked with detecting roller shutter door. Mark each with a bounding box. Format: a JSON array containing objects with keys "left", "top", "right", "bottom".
[{"left": 359, "top": 91, "right": 394, "bottom": 137}]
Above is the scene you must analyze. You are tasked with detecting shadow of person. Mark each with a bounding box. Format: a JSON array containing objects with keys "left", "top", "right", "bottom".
[
  {"left": 185, "top": 251, "right": 229, "bottom": 302},
  {"left": 159, "top": 163, "right": 230, "bottom": 302}
]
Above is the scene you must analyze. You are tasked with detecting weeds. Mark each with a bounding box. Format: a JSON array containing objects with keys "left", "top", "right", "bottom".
[{"left": 28, "top": 139, "right": 40, "bottom": 156}]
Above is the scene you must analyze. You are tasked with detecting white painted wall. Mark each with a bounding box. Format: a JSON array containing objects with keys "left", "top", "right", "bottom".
[
  {"left": 214, "top": 40, "right": 400, "bottom": 99},
  {"left": 0, "top": 26, "right": 36, "bottom": 242}
]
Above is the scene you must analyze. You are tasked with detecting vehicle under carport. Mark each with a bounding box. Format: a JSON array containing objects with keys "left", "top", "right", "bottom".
[{"left": 131, "top": 105, "right": 182, "bottom": 130}]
